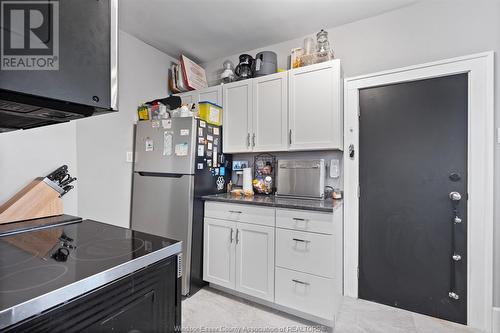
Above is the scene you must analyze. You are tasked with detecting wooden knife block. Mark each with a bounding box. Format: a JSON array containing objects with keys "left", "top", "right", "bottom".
[{"left": 0, "top": 178, "right": 63, "bottom": 224}]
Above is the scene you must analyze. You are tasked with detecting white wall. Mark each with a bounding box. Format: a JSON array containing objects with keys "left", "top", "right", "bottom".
[
  {"left": 0, "top": 122, "right": 78, "bottom": 214},
  {"left": 76, "top": 30, "right": 176, "bottom": 228},
  {"left": 203, "top": 0, "right": 500, "bottom": 306}
]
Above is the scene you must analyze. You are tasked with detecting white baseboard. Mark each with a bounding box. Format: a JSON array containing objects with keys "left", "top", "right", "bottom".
[{"left": 493, "top": 307, "right": 500, "bottom": 333}]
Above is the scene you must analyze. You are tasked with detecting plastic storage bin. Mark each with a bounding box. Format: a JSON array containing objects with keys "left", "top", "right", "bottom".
[{"left": 198, "top": 101, "right": 223, "bottom": 126}]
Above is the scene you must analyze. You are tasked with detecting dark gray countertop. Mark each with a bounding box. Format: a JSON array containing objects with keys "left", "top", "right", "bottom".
[{"left": 202, "top": 193, "right": 342, "bottom": 213}]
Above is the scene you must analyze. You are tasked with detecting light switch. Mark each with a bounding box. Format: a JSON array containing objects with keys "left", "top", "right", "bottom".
[{"left": 126, "top": 152, "right": 134, "bottom": 163}]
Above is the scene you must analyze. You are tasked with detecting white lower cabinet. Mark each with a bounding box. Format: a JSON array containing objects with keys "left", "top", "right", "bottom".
[
  {"left": 235, "top": 223, "right": 275, "bottom": 301},
  {"left": 203, "top": 218, "right": 235, "bottom": 289},
  {"left": 275, "top": 267, "right": 335, "bottom": 320},
  {"left": 203, "top": 216, "right": 275, "bottom": 301},
  {"left": 203, "top": 202, "right": 342, "bottom": 325}
]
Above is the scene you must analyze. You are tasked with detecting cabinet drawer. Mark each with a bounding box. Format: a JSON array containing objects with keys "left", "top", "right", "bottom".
[
  {"left": 275, "top": 267, "right": 334, "bottom": 320},
  {"left": 205, "top": 202, "right": 275, "bottom": 227},
  {"left": 276, "top": 209, "right": 333, "bottom": 234},
  {"left": 276, "top": 228, "right": 334, "bottom": 278}
]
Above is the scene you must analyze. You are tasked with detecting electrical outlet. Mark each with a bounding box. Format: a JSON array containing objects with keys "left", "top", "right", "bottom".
[{"left": 126, "top": 152, "right": 134, "bottom": 163}]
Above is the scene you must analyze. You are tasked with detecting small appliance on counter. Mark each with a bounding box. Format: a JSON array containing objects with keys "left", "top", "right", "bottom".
[
  {"left": 235, "top": 54, "right": 254, "bottom": 80},
  {"left": 276, "top": 159, "right": 325, "bottom": 199},
  {"left": 0, "top": 165, "right": 76, "bottom": 224},
  {"left": 253, "top": 51, "right": 277, "bottom": 77}
]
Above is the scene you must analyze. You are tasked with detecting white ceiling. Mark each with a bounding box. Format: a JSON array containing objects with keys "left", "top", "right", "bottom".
[{"left": 119, "top": 0, "right": 417, "bottom": 63}]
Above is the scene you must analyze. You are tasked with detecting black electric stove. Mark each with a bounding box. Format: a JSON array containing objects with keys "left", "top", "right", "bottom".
[{"left": 0, "top": 217, "right": 182, "bottom": 331}]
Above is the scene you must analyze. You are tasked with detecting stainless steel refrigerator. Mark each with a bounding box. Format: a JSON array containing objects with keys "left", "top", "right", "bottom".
[{"left": 131, "top": 116, "right": 231, "bottom": 296}]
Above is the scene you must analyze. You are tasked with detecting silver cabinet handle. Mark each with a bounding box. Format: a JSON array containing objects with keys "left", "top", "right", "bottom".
[
  {"left": 289, "top": 129, "right": 292, "bottom": 145},
  {"left": 252, "top": 133, "right": 256, "bottom": 147},
  {"left": 247, "top": 133, "right": 250, "bottom": 148},
  {"left": 230, "top": 228, "right": 234, "bottom": 243},
  {"left": 292, "top": 238, "right": 310, "bottom": 243},
  {"left": 229, "top": 210, "right": 242, "bottom": 214},
  {"left": 292, "top": 218, "right": 308, "bottom": 222},
  {"left": 236, "top": 229, "right": 240, "bottom": 244},
  {"left": 292, "top": 279, "right": 310, "bottom": 286}
]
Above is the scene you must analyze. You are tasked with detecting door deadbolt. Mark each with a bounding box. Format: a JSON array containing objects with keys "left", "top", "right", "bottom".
[{"left": 449, "top": 192, "right": 461, "bottom": 201}]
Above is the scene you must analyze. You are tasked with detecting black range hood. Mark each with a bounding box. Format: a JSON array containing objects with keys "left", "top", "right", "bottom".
[{"left": 0, "top": 0, "right": 118, "bottom": 132}]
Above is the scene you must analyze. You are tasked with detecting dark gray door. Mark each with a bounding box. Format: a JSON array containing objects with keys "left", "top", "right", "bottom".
[{"left": 358, "top": 74, "right": 468, "bottom": 324}]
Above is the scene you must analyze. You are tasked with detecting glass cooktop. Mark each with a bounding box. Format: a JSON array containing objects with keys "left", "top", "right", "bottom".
[{"left": 0, "top": 219, "right": 180, "bottom": 317}]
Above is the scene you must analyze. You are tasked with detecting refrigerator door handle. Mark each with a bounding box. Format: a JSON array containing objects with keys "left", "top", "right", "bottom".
[{"left": 137, "top": 172, "right": 185, "bottom": 178}]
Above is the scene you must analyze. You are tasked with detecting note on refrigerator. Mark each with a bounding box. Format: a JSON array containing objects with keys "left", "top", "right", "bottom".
[
  {"left": 197, "top": 145, "right": 205, "bottom": 157},
  {"left": 175, "top": 143, "right": 188, "bottom": 156},
  {"left": 163, "top": 132, "right": 173, "bottom": 156}
]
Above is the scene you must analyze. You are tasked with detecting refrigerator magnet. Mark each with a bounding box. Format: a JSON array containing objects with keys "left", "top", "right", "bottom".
[
  {"left": 214, "top": 168, "right": 219, "bottom": 176},
  {"left": 207, "top": 135, "right": 213, "bottom": 142},
  {"left": 214, "top": 138, "right": 219, "bottom": 146},
  {"left": 207, "top": 159, "right": 212, "bottom": 167},
  {"left": 207, "top": 142, "right": 213, "bottom": 150},
  {"left": 213, "top": 127, "right": 220, "bottom": 135},
  {"left": 198, "top": 128, "right": 204, "bottom": 137},
  {"left": 180, "top": 129, "right": 190, "bottom": 136},
  {"left": 145, "top": 138, "right": 154, "bottom": 152},
  {"left": 220, "top": 166, "right": 225, "bottom": 176},
  {"left": 151, "top": 120, "right": 160, "bottom": 128},
  {"left": 197, "top": 145, "right": 204, "bottom": 157},
  {"left": 200, "top": 121, "right": 206, "bottom": 128},
  {"left": 197, "top": 163, "right": 204, "bottom": 170},
  {"left": 198, "top": 137, "right": 205, "bottom": 144},
  {"left": 162, "top": 119, "right": 172, "bottom": 129}
]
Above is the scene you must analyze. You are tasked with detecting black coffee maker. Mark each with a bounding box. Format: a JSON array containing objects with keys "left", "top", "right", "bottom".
[{"left": 235, "top": 54, "right": 254, "bottom": 80}]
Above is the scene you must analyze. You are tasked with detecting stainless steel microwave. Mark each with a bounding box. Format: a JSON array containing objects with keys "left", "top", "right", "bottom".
[{"left": 276, "top": 159, "right": 325, "bottom": 199}]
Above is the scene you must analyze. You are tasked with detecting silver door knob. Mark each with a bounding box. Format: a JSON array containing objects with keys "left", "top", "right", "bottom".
[{"left": 449, "top": 191, "right": 461, "bottom": 201}]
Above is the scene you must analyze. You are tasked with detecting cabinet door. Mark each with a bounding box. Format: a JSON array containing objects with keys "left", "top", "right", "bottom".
[
  {"left": 235, "top": 222, "right": 275, "bottom": 301},
  {"left": 203, "top": 218, "right": 236, "bottom": 289},
  {"left": 288, "top": 60, "right": 343, "bottom": 150},
  {"left": 198, "top": 86, "right": 222, "bottom": 106},
  {"left": 252, "top": 72, "right": 288, "bottom": 152},
  {"left": 177, "top": 91, "right": 198, "bottom": 104},
  {"left": 222, "top": 80, "right": 252, "bottom": 153}
]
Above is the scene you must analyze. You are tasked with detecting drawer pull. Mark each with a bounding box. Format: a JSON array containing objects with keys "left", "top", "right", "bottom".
[
  {"left": 292, "top": 238, "right": 310, "bottom": 243},
  {"left": 230, "top": 228, "right": 234, "bottom": 243},
  {"left": 229, "top": 210, "right": 242, "bottom": 214},
  {"left": 292, "top": 279, "right": 310, "bottom": 286},
  {"left": 292, "top": 218, "right": 308, "bottom": 222}
]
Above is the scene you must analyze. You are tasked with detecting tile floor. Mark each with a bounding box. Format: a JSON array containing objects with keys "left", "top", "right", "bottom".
[{"left": 182, "top": 287, "right": 482, "bottom": 333}]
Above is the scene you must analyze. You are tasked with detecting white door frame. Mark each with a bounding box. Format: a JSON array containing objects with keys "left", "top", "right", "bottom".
[{"left": 343, "top": 52, "right": 494, "bottom": 332}]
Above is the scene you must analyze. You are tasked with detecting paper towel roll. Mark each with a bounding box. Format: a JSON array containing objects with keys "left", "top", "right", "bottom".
[{"left": 242, "top": 168, "right": 253, "bottom": 192}]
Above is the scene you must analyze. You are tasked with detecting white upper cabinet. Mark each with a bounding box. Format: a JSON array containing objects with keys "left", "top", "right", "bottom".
[
  {"left": 176, "top": 91, "right": 197, "bottom": 105},
  {"left": 198, "top": 86, "right": 222, "bottom": 106},
  {"left": 252, "top": 72, "right": 288, "bottom": 152},
  {"left": 222, "top": 80, "right": 253, "bottom": 153},
  {"left": 288, "top": 60, "right": 343, "bottom": 150},
  {"left": 175, "top": 86, "right": 222, "bottom": 106}
]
